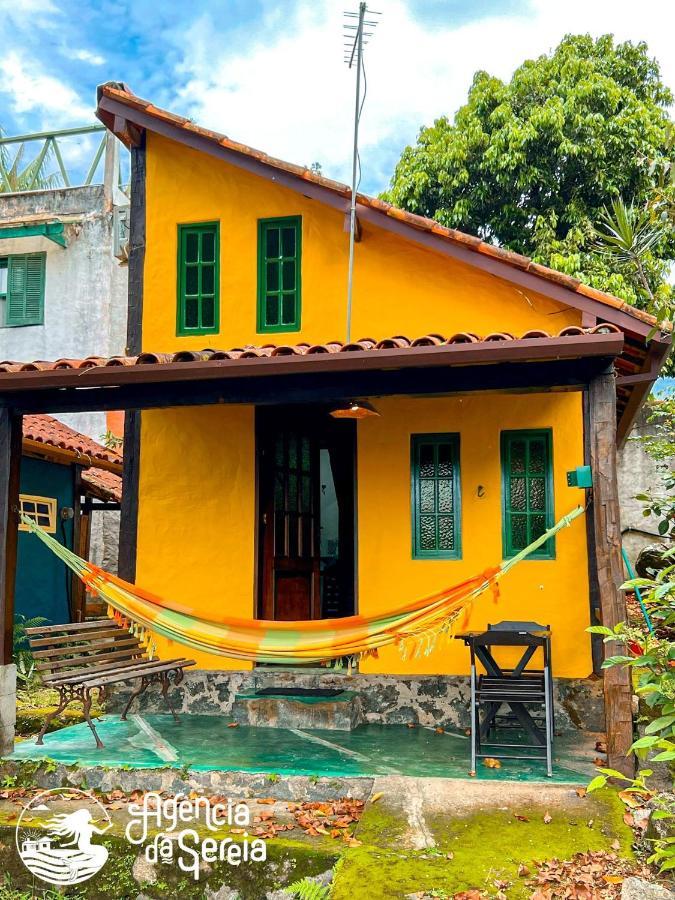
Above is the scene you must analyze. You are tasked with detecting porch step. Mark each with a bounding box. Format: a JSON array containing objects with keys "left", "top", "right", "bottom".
[{"left": 231, "top": 688, "right": 363, "bottom": 730}]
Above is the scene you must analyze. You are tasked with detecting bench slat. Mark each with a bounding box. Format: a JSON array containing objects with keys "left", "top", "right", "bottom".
[
  {"left": 44, "top": 657, "right": 161, "bottom": 685},
  {"left": 32, "top": 637, "right": 141, "bottom": 660},
  {"left": 80, "top": 659, "right": 195, "bottom": 688},
  {"left": 26, "top": 619, "right": 110, "bottom": 636},
  {"left": 48, "top": 658, "right": 194, "bottom": 687},
  {"left": 36, "top": 646, "right": 147, "bottom": 673},
  {"left": 29, "top": 628, "right": 133, "bottom": 648}
]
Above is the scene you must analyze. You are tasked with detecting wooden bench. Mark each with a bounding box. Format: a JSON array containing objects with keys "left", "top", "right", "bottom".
[{"left": 26, "top": 619, "right": 196, "bottom": 748}]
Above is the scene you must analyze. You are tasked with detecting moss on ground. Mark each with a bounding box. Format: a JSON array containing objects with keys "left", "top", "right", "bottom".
[
  {"left": 0, "top": 826, "right": 337, "bottom": 899},
  {"left": 15, "top": 688, "right": 103, "bottom": 738},
  {"left": 331, "top": 789, "right": 632, "bottom": 899}
]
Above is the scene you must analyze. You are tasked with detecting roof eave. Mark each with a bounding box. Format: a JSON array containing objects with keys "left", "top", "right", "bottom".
[
  {"left": 95, "top": 85, "right": 664, "bottom": 341},
  {"left": 616, "top": 335, "right": 672, "bottom": 447}
]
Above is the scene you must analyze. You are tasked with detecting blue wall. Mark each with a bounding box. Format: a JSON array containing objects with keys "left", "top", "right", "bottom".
[{"left": 16, "top": 457, "right": 74, "bottom": 626}]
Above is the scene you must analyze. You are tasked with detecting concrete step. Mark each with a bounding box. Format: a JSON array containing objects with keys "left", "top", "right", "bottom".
[{"left": 231, "top": 687, "right": 363, "bottom": 730}]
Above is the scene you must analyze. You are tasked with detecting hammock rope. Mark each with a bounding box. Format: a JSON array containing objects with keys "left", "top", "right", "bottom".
[{"left": 20, "top": 506, "right": 584, "bottom": 665}]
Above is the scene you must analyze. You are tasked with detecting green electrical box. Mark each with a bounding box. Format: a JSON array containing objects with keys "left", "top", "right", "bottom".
[{"left": 566, "top": 465, "right": 593, "bottom": 488}]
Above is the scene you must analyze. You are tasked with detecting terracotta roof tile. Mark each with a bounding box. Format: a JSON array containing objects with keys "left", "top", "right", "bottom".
[
  {"left": 22, "top": 415, "right": 122, "bottom": 468},
  {"left": 81, "top": 468, "right": 122, "bottom": 503},
  {"left": 2, "top": 326, "right": 622, "bottom": 377},
  {"left": 97, "top": 83, "right": 668, "bottom": 333}
]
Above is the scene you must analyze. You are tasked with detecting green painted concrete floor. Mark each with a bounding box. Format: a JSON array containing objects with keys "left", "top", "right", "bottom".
[{"left": 8, "top": 715, "right": 597, "bottom": 783}]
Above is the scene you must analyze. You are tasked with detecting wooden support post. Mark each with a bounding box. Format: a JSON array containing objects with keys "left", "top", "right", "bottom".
[
  {"left": 117, "top": 133, "right": 145, "bottom": 583},
  {"left": 0, "top": 409, "right": 22, "bottom": 755},
  {"left": 71, "top": 467, "right": 90, "bottom": 622},
  {"left": 588, "top": 371, "right": 634, "bottom": 775}
]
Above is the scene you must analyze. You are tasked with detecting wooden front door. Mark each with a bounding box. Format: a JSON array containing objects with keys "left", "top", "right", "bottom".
[
  {"left": 259, "top": 417, "right": 321, "bottom": 620},
  {"left": 257, "top": 408, "right": 356, "bottom": 622}
]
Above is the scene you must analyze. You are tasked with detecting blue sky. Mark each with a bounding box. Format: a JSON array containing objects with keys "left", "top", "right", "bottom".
[{"left": 1, "top": 0, "right": 674, "bottom": 194}]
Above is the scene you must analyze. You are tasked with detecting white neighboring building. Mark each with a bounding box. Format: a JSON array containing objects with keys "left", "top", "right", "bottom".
[
  {"left": 0, "top": 132, "right": 128, "bottom": 573},
  {"left": 0, "top": 135, "right": 128, "bottom": 440}
]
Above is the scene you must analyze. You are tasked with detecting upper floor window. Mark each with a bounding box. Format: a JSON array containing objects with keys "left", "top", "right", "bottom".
[
  {"left": 257, "top": 216, "right": 302, "bottom": 332},
  {"left": 177, "top": 222, "right": 219, "bottom": 336},
  {"left": 501, "top": 429, "right": 554, "bottom": 559},
  {"left": 0, "top": 253, "right": 46, "bottom": 327},
  {"left": 411, "top": 433, "right": 461, "bottom": 559}
]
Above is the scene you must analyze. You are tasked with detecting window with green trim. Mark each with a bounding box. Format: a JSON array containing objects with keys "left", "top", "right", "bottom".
[
  {"left": 411, "top": 434, "right": 461, "bottom": 559},
  {"left": 257, "top": 216, "right": 301, "bottom": 332},
  {"left": 177, "top": 222, "right": 219, "bottom": 335},
  {"left": 501, "top": 430, "right": 554, "bottom": 559},
  {"left": 1, "top": 253, "right": 46, "bottom": 327}
]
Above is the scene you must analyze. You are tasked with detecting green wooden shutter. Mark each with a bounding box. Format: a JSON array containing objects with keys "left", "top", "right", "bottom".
[
  {"left": 5, "top": 253, "right": 45, "bottom": 326},
  {"left": 411, "top": 434, "right": 461, "bottom": 559},
  {"left": 176, "top": 222, "right": 219, "bottom": 336},
  {"left": 501, "top": 429, "right": 554, "bottom": 559},
  {"left": 257, "top": 216, "right": 302, "bottom": 332}
]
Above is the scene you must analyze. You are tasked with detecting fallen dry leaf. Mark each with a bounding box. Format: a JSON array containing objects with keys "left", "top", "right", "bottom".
[
  {"left": 575, "top": 787, "right": 587, "bottom": 798},
  {"left": 483, "top": 757, "right": 502, "bottom": 769},
  {"left": 370, "top": 792, "right": 384, "bottom": 804},
  {"left": 543, "top": 812, "right": 552, "bottom": 824},
  {"left": 514, "top": 813, "right": 530, "bottom": 822},
  {"left": 227, "top": 722, "right": 239, "bottom": 728},
  {"left": 518, "top": 864, "right": 530, "bottom": 877}
]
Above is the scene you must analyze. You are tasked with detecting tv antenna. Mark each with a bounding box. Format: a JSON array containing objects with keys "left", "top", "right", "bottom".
[{"left": 343, "top": 3, "right": 381, "bottom": 342}]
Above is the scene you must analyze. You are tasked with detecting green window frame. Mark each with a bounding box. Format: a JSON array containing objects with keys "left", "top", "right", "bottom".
[
  {"left": 257, "top": 216, "right": 302, "bottom": 332},
  {"left": 501, "top": 429, "right": 555, "bottom": 560},
  {"left": 411, "top": 433, "right": 461, "bottom": 559},
  {"left": 176, "top": 222, "right": 219, "bottom": 336},
  {"left": 1, "top": 253, "right": 46, "bottom": 327}
]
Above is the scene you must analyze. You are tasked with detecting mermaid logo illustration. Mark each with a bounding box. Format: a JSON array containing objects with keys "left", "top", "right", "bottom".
[{"left": 16, "top": 789, "right": 111, "bottom": 886}]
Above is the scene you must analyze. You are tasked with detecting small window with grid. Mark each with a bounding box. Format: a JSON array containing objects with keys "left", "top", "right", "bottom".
[
  {"left": 176, "top": 222, "right": 219, "bottom": 335},
  {"left": 257, "top": 216, "right": 302, "bottom": 332},
  {"left": 411, "top": 434, "right": 461, "bottom": 559},
  {"left": 501, "top": 430, "right": 554, "bottom": 559},
  {"left": 18, "top": 495, "right": 57, "bottom": 533}
]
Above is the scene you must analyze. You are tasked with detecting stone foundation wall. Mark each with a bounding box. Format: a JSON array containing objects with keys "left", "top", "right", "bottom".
[{"left": 109, "top": 669, "right": 605, "bottom": 734}]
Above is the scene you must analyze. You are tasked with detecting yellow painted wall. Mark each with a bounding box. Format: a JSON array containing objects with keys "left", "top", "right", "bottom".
[
  {"left": 135, "top": 132, "right": 593, "bottom": 677},
  {"left": 136, "top": 405, "right": 256, "bottom": 670},
  {"left": 142, "top": 132, "right": 582, "bottom": 352},
  {"left": 357, "top": 392, "right": 591, "bottom": 678},
  {"left": 134, "top": 392, "right": 591, "bottom": 677}
]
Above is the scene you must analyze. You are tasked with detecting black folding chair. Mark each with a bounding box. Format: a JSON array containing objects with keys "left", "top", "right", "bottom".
[{"left": 462, "top": 622, "right": 554, "bottom": 777}]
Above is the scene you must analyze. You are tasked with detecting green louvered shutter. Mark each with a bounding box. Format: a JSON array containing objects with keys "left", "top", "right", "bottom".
[{"left": 6, "top": 253, "right": 45, "bottom": 326}]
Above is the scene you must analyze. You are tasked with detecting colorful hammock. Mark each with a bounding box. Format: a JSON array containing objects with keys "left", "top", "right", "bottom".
[{"left": 21, "top": 506, "right": 584, "bottom": 665}]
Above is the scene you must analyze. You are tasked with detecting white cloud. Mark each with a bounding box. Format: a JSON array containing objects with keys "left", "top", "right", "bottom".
[
  {"left": 174, "top": 0, "right": 675, "bottom": 193},
  {"left": 71, "top": 48, "right": 105, "bottom": 66},
  {"left": 0, "top": 50, "right": 92, "bottom": 128}
]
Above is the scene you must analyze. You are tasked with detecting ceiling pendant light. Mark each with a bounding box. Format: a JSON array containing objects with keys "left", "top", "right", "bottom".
[{"left": 329, "top": 399, "right": 380, "bottom": 420}]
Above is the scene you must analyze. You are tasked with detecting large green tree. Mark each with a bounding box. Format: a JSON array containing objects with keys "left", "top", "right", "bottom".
[{"left": 384, "top": 34, "right": 675, "bottom": 316}]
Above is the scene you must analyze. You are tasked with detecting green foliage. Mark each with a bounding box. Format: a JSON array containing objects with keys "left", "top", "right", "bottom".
[
  {"left": 287, "top": 876, "right": 330, "bottom": 900},
  {"left": 0, "top": 133, "right": 59, "bottom": 193},
  {"left": 384, "top": 34, "right": 674, "bottom": 318},
  {"left": 587, "top": 542, "right": 675, "bottom": 872},
  {"left": 13, "top": 615, "right": 48, "bottom": 692},
  {"left": 592, "top": 198, "right": 672, "bottom": 324}
]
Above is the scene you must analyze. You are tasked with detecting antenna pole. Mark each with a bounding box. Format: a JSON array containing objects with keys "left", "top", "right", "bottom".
[{"left": 345, "top": 1, "right": 366, "bottom": 344}]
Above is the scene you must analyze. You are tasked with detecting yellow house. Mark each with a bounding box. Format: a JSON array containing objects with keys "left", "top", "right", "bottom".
[{"left": 0, "top": 83, "right": 670, "bottom": 769}]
